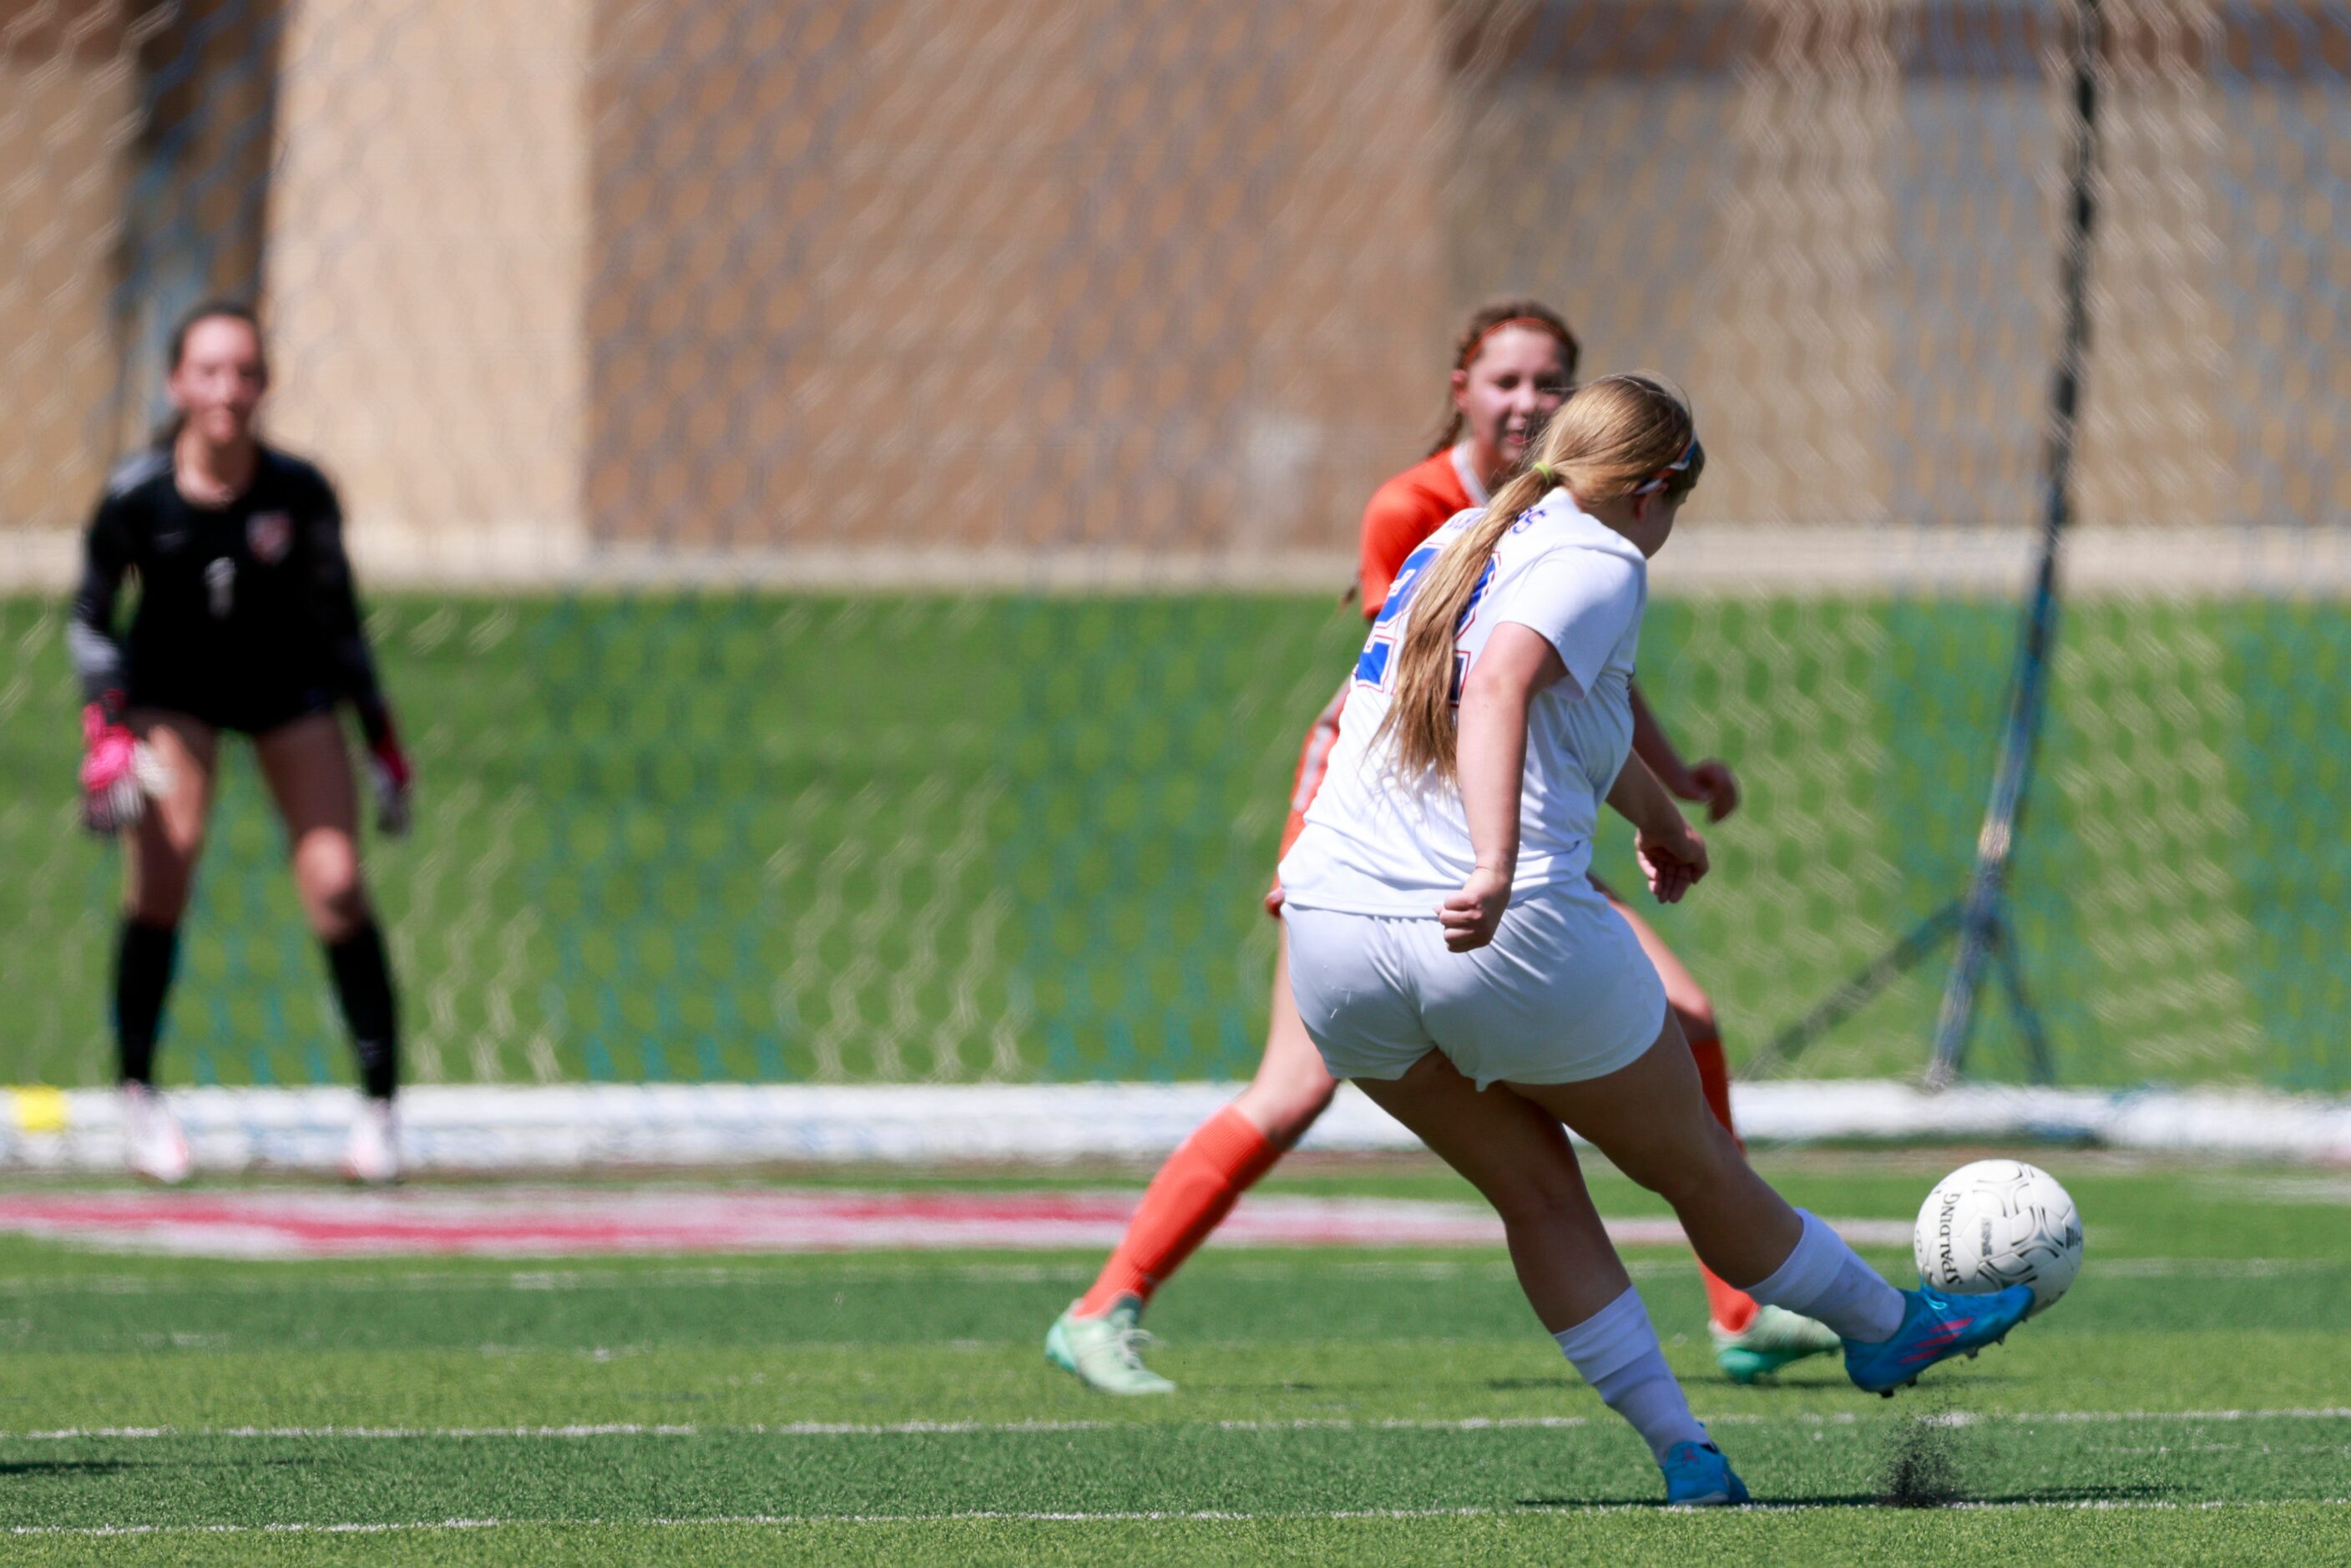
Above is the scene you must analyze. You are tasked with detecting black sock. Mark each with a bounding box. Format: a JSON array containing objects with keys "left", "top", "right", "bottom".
[
  {"left": 325, "top": 921, "right": 400, "bottom": 1100},
  {"left": 114, "top": 918, "right": 179, "bottom": 1086}
]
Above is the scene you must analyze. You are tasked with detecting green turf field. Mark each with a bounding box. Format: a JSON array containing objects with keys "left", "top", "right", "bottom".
[
  {"left": 3, "top": 591, "right": 2346, "bottom": 1093},
  {"left": 1, "top": 1149, "right": 2346, "bottom": 1564}
]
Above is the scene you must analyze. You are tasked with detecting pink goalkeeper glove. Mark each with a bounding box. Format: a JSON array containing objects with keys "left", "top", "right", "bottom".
[{"left": 79, "top": 701, "right": 149, "bottom": 835}]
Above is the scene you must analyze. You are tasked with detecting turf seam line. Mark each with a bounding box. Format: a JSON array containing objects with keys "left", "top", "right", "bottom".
[
  {"left": 5, "top": 1409, "right": 2346, "bottom": 1442},
  {"left": 0, "top": 1418, "right": 1599, "bottom": 1441},
  {"left": 11, "top": 1499, "right": 2351, "bottom": 1536}
]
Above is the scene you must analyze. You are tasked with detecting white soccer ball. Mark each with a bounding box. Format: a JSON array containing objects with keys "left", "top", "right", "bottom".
[{"left": 1913, "top": 1159, "right": 2083, "bottom": 1316}]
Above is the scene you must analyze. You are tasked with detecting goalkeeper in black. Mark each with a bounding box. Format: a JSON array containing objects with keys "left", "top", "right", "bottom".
[{"left": 68, "top": 301, "right": 412, "bottom": 1184}]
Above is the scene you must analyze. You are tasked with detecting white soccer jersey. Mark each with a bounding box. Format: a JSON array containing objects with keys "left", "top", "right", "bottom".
[{"left": 1277, "top": 488, "right": 1647, "bottom": 916}]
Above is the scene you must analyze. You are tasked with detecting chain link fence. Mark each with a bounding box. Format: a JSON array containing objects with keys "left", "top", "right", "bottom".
[{"left": 3, "top": 0, "right": 2346, "bottom": 1094}]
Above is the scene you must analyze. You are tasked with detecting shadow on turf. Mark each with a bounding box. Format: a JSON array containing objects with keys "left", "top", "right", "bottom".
[
  {"left": 0, "top": 1459, "right": 152, "bottom": 1476},
  {"left": 1509, "top": 1483, "right": 2174, "bottom": 1511},
  {"left": 0, "top": 1456, "right": 319, "bottom": 1478},
  {"left": 1796, "top": 1483, "right": 2175, "bottom": 1510},
  {"left": 1487, "top": 1373, "right": 2028, "bottom": 1392}
]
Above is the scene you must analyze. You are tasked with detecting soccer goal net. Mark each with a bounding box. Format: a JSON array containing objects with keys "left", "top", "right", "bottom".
[{"left": 3, "top": 1, "right": 2346, "bottom": 1165}]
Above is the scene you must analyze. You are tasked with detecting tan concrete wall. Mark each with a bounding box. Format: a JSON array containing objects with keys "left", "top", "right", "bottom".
[
  {"left": 1440, "top": 0, "right": 2248, "bottom": 532},
  {"left": 2076, "top": 1, "right": 2232, "bottom": 532},
  {"left": 265, "top": 0, "right": 589, "bottom": 564},
  {"left": 0, "top": 3, "right": 139, "bottom": 534},
  {"left": 582, "top": 0, "right": 1453, "bottom": 554},
  {"left": 5, "top": 0, "right": 2345, "bottom": 564}
]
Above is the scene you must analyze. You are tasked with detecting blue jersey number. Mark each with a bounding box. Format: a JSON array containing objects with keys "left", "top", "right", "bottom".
[
  {"left": 1354, "top": 542, "right": 1493, "bottom": 693},
  {"left": 1373, "top": 544, "right": 1441, "bottom": 627}
]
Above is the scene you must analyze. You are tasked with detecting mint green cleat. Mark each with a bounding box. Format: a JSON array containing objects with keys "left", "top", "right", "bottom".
[
  {"left": 1045, "top": 1295, "right": 1176, "bottom": 1395},
  {"left": 1712, "top": 1304, "right": 1844, "bottom": 1383}
]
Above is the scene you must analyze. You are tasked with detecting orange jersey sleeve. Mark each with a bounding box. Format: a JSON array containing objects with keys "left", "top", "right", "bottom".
[
  {"left": 1358, "top": 485, "right": 1433, "bottom": 619},
  {"left": 1357, "top": 451, "right": 1475, "bottom": 619}
]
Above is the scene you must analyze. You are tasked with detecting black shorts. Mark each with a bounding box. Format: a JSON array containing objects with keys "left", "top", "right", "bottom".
[{"left": 127, "top": 675, "right": 339, "bottom": 737}]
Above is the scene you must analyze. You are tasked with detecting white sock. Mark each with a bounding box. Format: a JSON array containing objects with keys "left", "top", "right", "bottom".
[
  {"left": 1553, "top": 1287, "right": 1708, "bottom": 1464},
  {"left": 1744, "top": 1209, "right": 1906, "bottom": 1343}
]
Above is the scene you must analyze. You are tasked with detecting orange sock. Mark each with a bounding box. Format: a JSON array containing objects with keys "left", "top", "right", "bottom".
[
  {"left": 1686, "top": 1029, "right": 1760, "bottom": 1335},
  {"left": 1074, "top": 1105, "right": 1282, "bottom": 1318}
]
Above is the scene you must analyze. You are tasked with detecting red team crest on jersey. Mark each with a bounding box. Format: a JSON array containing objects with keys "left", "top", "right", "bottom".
[{"left": 247, "top": 511, "right": 293, "bottom": 564}]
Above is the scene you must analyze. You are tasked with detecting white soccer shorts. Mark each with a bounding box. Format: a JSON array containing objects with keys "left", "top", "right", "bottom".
[{"left": 1285, "top": 880, "right": 1666, "bottom": 1090}]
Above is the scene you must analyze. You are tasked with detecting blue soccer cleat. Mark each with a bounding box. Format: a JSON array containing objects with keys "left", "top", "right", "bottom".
[
  {"left": 1843, "top": 1283, "right": 2035, "bottom": 1397},
  {"left": 1660, "top": 1439, "right": 1750, "bottom": 1506}
]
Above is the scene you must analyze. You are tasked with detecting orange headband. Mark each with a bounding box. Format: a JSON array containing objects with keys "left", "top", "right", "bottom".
[{"left": 1459, "top": 316, "right": 1570, "bottom": 369}]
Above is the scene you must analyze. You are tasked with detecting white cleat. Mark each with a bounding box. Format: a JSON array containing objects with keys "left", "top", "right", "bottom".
[
  {"left": 342, "top": 1099, "right": 402, "bottom": 1185},
  {"left": 1712, "top": 1303, "right": 1844, "bottom": 1383},
  {"left": 122, "top": 1083, "right": 193, "bottom": 1186},
  {"left": 1045, "top": 1297, "right": 1176, "bottom": 1395}
]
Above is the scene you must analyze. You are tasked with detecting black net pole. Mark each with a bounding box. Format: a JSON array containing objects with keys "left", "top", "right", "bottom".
[{"left": 1925, "top": 0, "right": 2104, "bottom": 1090}]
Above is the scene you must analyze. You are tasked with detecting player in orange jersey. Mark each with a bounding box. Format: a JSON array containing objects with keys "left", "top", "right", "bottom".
[{"left": 1046, "top": 301, "right": 1838, "bottom": 1393}]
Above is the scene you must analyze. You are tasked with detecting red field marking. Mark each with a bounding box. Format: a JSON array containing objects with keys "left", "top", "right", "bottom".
[
  {"left": 0, "top": 1188, "right": 1494, "bottom": 1259},
  {"left": 0, "top": 1188, "right": 1914, "bottom": 1260}
]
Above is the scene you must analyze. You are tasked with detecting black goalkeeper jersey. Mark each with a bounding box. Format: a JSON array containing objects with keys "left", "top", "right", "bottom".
[{"left": 69, "top": 445, "right": 387, "bottom": 735}]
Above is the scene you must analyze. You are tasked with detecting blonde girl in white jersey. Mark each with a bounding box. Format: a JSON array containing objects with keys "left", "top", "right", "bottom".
[{"left": 1278, "top": 376, "right": 2035, "bottom": 1506}]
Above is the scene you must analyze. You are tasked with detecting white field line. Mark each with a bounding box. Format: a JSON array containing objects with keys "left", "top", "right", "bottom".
[
  {"left": 6, "top": 1409, "right": 2347, "bottom": 1443},
  {"left": 0, "top": 1254, "right": 2329, "bottom": 1300},
  {"left": 10, "top": 1497, "right": 2351, "bottom": 1537},
  {"left": 2089, "top": 1257, "right": 2343, "bottom": 1277},
  {"left": 6, "top": 1418, "right": 1600, "bottom": 1442}
]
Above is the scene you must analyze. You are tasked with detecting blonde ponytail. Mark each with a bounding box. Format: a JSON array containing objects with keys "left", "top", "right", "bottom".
[
  {"left": 1375, "top": 466, "right": 1552, "bottom": 781},
  {"left": 1374, "top": 374, "right": 1700, "bottom": 782}
]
